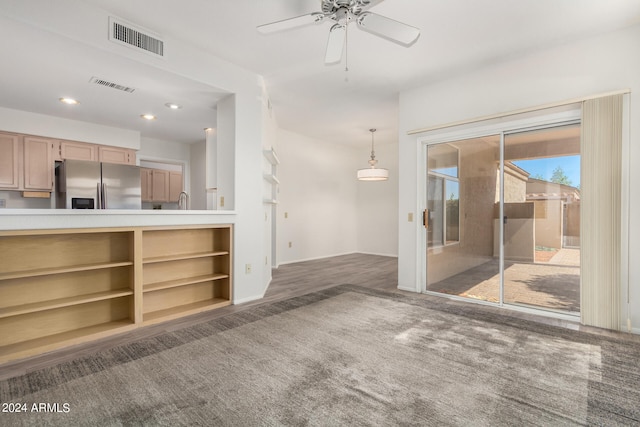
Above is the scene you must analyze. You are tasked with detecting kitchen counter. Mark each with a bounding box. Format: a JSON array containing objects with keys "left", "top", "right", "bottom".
[{"left": 0, "top": 209, "right": 236, "bottom": 230}]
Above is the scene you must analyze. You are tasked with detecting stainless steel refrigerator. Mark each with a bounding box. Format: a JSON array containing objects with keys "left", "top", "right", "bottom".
[{"left": 56, "top": 159, "right": 141, "bottom": 209}]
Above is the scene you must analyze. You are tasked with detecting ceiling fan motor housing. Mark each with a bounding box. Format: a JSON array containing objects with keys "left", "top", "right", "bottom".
[{"left": 321, "top": 0, "right": 372, "bottom": 16}]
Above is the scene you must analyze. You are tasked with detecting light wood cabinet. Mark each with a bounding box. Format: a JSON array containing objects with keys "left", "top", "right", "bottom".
[
  {"left": 0, "top": 132, "right": 20, "bottom": 189},
  {"left": 99, "top": 146, "right": 136, "bottom": 165},
  {"left": 141, "top": 168, "right": 153, "bottom": 202},
  {"left": 0, "top": 133, "right": 54, "bottom": 192},
  {"left": 141, "top": 169, "right": 183, "bottom": 203},
  {"left": 0, "top": 224, "right": 233, "bottom": 364},
  {"left": 169, "top": 171, "right": 184, "bottom": 202},
  {"left": 151, "top": 169, "right": 169, "bottom": 202},
  {"left": 23, "top": 136, "right": 54, "bottom": 191},
  {"left": 59, "top": 140, "right": 97, "bottom": 161}
]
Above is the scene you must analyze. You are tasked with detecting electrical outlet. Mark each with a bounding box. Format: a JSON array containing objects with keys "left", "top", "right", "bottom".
[
  {"left": 408, "top": 212, "right": 414, "bottom": 222},
  {"left": 284, "top": 212, "right": 288, "bottom": 219},
  {"left": 220, "top": 196, "right": 225, "bottom": 207},
  {"left": 0, "top": 199, "right": 6, "bottom": 208},
  {"left": 288, "top": 242, "right": 292, "bottom": 248},
  {"left": 245, "top": 263, "right": 252, "bottom": 274}
]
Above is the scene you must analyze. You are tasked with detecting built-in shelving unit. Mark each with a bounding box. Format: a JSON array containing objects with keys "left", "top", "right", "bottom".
[
  {"left": 263, "top": 149, "right": 280, "bottom": 205},
  {"left": 263, "top": 149, "right": 280, "bottom": 165},
  {"left": 0, "top": 229, "right": 136, "bottom": 363},
  {"left": 0, "top": 224, "right": 233, "bottom": 364},
  {"left": 141, "top": 225, "right": 232, "bottom": 325},
  {"left": 263, "top": 173, "right": 280, "bottom": 185}
]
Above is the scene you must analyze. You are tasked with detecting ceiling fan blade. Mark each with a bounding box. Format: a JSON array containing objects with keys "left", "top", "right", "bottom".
[
  {"left": 257, "top": 12, "right": 325, "bottom": 34},
  {"left": 357, "top": 12, "right": 420, "bottom": 46},
  {"left": 325, "top": 24, "right": 346, "bottom": 64}
]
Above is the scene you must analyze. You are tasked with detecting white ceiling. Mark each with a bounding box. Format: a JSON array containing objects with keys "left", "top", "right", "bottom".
[{"left": 1, "top": 0, "right": 640, "bottom": 147}]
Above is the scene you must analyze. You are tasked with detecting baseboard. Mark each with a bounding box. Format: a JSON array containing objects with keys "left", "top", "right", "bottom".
[
  {"left": 277, "top": 251, "right": 358, "bottom": 266},
  {"left": 357, "top": 251, "right": 398, "bottom": 258},
  {"left": 233, "top": 292, "right": 266, "bottom": 305},
  {"left": 278, "top": 251, "right": 398, "bottom": 266}
]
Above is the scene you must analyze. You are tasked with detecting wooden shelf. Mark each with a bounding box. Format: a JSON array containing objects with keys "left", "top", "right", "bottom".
[
  {"left": 0, "top": 320, "right": 135, "bottom": 364},
  {"left": 0, "top": 224, "right": 232, "bottom": 365},
  {"left": 143, "top": 298, "right": 231, "bottom": 325},
  {"left": 143, "top": 274, "right": 229, "bottom": 293},
  {"left": 0, "top": 261, "right": 134, "bottom": 281},
  {"left": 143, "top": 251, "right": 229, "bottom": 264},
  {"left": 263, "top": 149, "right": 280, "bottom": 165},
  {"left": 0, "top": 290, "right": 133, "bottom": 319}
]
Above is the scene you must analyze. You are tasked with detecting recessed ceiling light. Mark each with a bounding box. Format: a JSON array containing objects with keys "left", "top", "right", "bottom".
[
  {"left": 141, "top": 114, "right": 156, "bottom": 120},
  {"left": 164, "top": 103, "right": 182, "bottom": 110},
  {"left": 59, "top": 97, "right": 79, "bottom": 105}
]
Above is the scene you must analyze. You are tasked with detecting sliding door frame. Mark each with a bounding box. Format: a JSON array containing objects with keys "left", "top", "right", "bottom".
[{"left": 418, "top": 106, "right": 583, "bottom": 318}]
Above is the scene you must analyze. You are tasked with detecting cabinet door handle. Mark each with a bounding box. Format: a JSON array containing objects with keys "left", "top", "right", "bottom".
[{"left": 423, "top": 209, "right": 429, "bottom": 229}]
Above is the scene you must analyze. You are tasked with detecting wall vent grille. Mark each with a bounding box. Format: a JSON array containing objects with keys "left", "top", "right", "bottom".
[
  {"left": 89, "top": 77, "right": 136, "bottom": 93},
  {"left": 109, "top": 17, "right": 164, "bottom": 58}
]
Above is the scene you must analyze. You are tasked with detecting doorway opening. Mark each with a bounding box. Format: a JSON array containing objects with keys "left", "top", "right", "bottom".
[{"left": 424, "top": 123, "right": 581, "bottom": 315}]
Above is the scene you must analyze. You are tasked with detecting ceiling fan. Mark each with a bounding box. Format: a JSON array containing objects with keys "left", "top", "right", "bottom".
[{"left": 257, "top": 0, "right": 420, "bottom": 64}]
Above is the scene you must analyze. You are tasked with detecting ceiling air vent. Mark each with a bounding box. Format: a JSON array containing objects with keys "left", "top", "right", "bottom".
[
  {"left": 89, "top": 76, "right": 136, "bottom": 93},
  {"left": 108, "top": 17, "right": 165, "bottom": 58}
]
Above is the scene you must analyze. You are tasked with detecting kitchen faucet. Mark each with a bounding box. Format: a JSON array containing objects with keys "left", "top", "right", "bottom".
[{"left": 178, "top": 191, "right": 189, "bottom": 210}]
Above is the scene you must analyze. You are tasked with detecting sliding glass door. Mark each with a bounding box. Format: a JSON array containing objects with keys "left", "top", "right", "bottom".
[
  {"left": 425, "top": 123, "right": 581, "bottom": 316},
  {"left": 425, "top": 136, "right": 501, "bottom": 303},
  {"left": 502, "top": 124, "right": 581, "bottom": 313}
]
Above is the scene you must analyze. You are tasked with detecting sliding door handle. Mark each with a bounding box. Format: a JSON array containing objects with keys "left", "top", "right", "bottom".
[{"left": 423, "top": 209, "right": 429, "bottom": 229}]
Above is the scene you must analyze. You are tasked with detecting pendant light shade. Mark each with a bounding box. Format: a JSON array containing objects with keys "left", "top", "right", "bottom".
[{"left": 357, "top": 128, "right": 388, "bottom": 181}]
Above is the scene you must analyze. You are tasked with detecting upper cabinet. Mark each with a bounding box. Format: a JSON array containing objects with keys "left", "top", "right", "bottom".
[
  {"left": 99, "top": 146, "right": 136, "bottom": 165},
  {"left": 59, "top": 140, "right": 97, "bottom": 162},
  {"left": 169, "top": 171, "right": 183, "bottom": 202},
  {"left": 0, "top": 132, "right": 54, "bottom": 192},
  {"left": 53, "top": 137, "right": 135, "bottom": 165},
  {"left": 0, "top": 130, "right": 139, "bottom": 193},
  {"left": 141, "top": 168, "right": 183, "bottom": 203},
  {"left": 23, "top": 136, "right": 54, "bottom": 191},
  {"left": 0, "top": 132, "right": 20, "bottom": 189}
]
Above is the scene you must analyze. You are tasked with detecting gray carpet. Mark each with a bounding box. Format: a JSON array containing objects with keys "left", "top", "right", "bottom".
[{"left": 1, "top": 285, "right": 639, "bottom": 426}]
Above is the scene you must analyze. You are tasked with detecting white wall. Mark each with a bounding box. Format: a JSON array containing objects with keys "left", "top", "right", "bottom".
[
  {"left": 357, "top": 141, "right": 399, "bottom": 257},
  {"left": 190, "top": 141, "right": 207, "bottom": 210},
  {"left": 277, "top": 129, "right": 359, "bottom": 264},
  {"left": 0, "top": 106, "right": 140, "bottom": 149},
  {"left": 398, "top": 24, "right": 640, "bottom": 332}
]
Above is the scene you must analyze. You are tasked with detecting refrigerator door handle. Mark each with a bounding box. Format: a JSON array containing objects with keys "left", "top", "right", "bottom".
[
  {"left": 97, "top": 183, "right": 102, "bottom": 209},
  {"left": 102, "top": 183, "right": 107, "bottom": 209}
]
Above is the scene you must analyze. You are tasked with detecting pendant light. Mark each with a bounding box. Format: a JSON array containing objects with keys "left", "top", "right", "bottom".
[{"left": 357, "top": 128, "right": 388, "bottom": 181}]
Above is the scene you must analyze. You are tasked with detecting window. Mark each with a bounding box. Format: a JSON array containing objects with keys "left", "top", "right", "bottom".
[{"left": 427, "top": 143, "right": 459, "bottom": 247}]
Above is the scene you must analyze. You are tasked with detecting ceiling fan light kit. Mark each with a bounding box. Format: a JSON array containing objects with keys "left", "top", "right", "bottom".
[
  {"left": 357, "top": 128, "right": 389, "bottom": 181},
  {"left": 257, "top": 0, "right": 420, "bottom": 65}
]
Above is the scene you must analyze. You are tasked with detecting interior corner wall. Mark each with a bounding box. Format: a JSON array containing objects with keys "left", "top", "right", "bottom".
[
  {"left": 357, "top": 141, "right": 399, "bottom": 257},
  {"left": 261, "top": 83, "right": 279, "bottom": 288},
  {"left": 217, "top": 95, "right": 236, "bottom": 211},
  {"left": 277, "top": 129, "right": 358, "bottom": 264},
  {"left": 398, "top": 24, "right": 640, "bottom": 331},
  {"left": 190, "top": 141, "right": 207, "bottom": 210}
]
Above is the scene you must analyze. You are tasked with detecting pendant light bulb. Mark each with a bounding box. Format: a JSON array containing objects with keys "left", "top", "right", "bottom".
[{"left": 357, "top": 128, "right": 389, "bottom": 181}]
